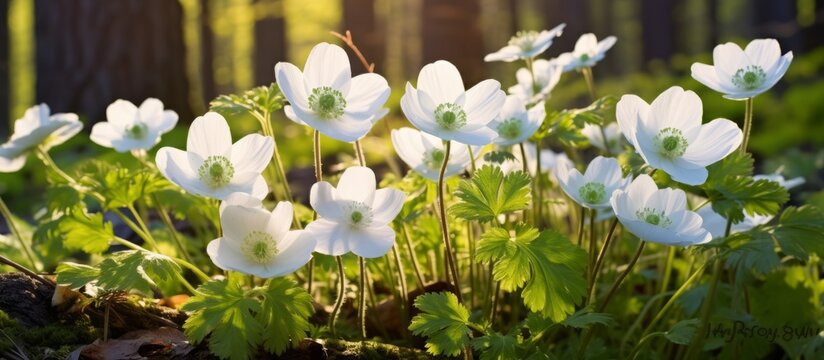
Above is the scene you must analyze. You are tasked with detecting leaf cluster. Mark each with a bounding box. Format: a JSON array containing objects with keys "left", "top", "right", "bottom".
[{"left": 451, "top": 165, "right": 531, "bottom": 223}]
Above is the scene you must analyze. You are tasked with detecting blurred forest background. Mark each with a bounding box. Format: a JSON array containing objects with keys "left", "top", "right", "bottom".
[{"left": 1, "top": 0, "right": 824, "bottom": 209}]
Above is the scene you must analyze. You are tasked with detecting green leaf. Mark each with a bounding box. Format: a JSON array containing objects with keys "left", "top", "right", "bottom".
[
  {"left": 704, "top": 152, "right": 754, "bottom": 186},
  {"left": 55, "top": 262, "right": 100, "bottom": 289},
  {"left": 409, "top": 292, "right": 472, "bottom": 356},
  {"left": 482, "top": 150, "right": 517, "bottom": 164},
  {"left": 58, "top": 211, "right": 114, "bottom": 254},
  {"left": 44, "top": 185, "right": 84, "bottom": 213},
  {"left": 561, "top": 307, "right": 614, "bottom": 329},
  {"left": 182, "top": 280, "right": 263, "bottom": 360},
  {"left": 451, "top": 165, "right": 531, "bottom": 222},
  {"left": 210, "top": 83, "right": 285, "bottom": 117},
  {"left": 80, "top": 163, "right": 170, "bottom": 209},
  {"left": 664, "top": 319, "right": 701, "bottom": 345},
  {"left": 708, "top": 177, "right": 788, "bottom": 223},
  {"left": 773, "top": 206, "right": 824, "bottom": 261},
  {"left": 722, "top": 231, "right": 780, "bottom": 277},
  {"left": 257, "top": 278, "right": 314, "bottom": 355},
  {"left": 471, "top": 332, "right": 519, "bottom": 360},
  {"left": 533, "top": 96, "right": 617, "bottom": 144},
  {"left": 97, "top": 250, "right": 181, "bottom": 294},
  {"left": 476, "top": 227, "right": 587, "bottom": 322}
]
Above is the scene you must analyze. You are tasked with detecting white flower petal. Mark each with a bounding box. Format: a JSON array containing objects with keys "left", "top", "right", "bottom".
[
  {"left": 463, "top": 79, "right": 505, "bottom": 127},
  {"left": 615, "top": 94, "right": 649, "bottom": 147},
  {"left": 336, "top": 166, "right": 376, "bottom": 204},
  {"left": 231, "top": 134, "right": 274, "bottom": 175},
  {"left": 744, "top": 39, "right": 781, "bottom": 72},
  {"left": 156, "top": 147, "right": 210, "bottom": 196},
  {"left": 0, "top": 147, "right": 27, "bottom": 173},
  {"left": 310, "top": 181, "right": 344, "bottom": 221},
  {"left": 275, "top": 62, "right": 310, "bottom": 109},
  {"left": 264, "top": 230, "right": 315, "bottom": 278},
  {"left": 416, "top": 60, "right": 465, "bottom": 104},
  {"left": 303, "top": 43, "right": 351, "bottom": 93},
  {"left": 265, "top": 201, "right": 294, "bottom": 244},
  {"left": 220, "top": 192, "right": 263, "bottom": 215},
  {"left": 345, "top": 73, "right": 390, "bottom": 117},
  {"left": 448, "top": 127, "right": 496, "bottom": 146},
  {"left": 648, "top": 87, "right": 702, "bottom": 139},
  {"left": 370, "top": 188, "right": 406, "bottom": 226},
  {"left": 691, "top": 63, "right": 735, "bottom": 94},
  {"left": 306, "top": 219, "right": 353, "bottom": 256},
  {"left": 663, "top": 163, "right": 708, "bottom": 186},
  {"left": 221, "top": 204, "right": 271, "bottom": 247},
  {"left": 90, "top": 122, "right": 117, "bottom": 148},
  {"left": 288, "top": 104, "right": 372, "bottom": 142},
  {"left": 351, "top": 226, "right": 396, "bottom": 258},
  {"left": 682, "top": 118, "right": 742, "bottom": 167},
  {"left": 106, "top": 100, "right": 138, "bottom": 128},
  {"left": 712, "top": 42, "right": 747, "bottom": 83},
  {"left": 187, "top": 112, "right": 232, "bottom": 159}
]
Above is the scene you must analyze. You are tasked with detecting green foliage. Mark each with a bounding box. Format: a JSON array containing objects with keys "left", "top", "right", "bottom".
[
  {"left": 476, "top": 226, "right": 587, "bottom": 322},
  {"left": 409, "top": 292, "right": 472, "bottom": 357},
  {"left": 707, "top": 177, "right": 788, "bottom": 224},
  {"left": 722, "top": 231, "right": 780, "bottom": 278},
  {"left": 57, "top": 210, "right": 115, "bottom": 254},
  {"left": 210, "top": 83, "right": 285, "bottom": 117},
  {"left": 560, "top": 307, "right": 614, "bottom": 329},
  {"left": 182, "top": 278, "right": 313, "bottom": 360},
  {"left": 55, "top": 262, "right": 100, "bottom": 289},
  {"left": 79, "top": 162, "right": 170, "bottom": 209},
  {"left": 773, "top": 205, "right": 824, "bottom": 261},
  {"left": 704, "top": 152, "right": 754, "bottom": 186},
  {"left": 664, "top": 319, "right": 701, "bottom": 345},
  {"left": 451, "top": 165, "right": 531, "bottom": 223},
  {"left": 97, "top": 250, "right": 181, "bottom": 293},
  {"left": 257, "top": 278, "right": 314, "bottom": 354},
  {"left": 483, "top": 150, "right": 517, "bottom": 164},
  {"left": 534, "top": 95, "right": 617, "bottom": 144},
  {"left": 471, "top": 332, "right": 520, "bottom": 360}
]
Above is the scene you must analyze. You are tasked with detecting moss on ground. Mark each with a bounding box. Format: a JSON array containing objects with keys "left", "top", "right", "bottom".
[{"left": 0, "top": 309, "right": 97, "bottom": 360}]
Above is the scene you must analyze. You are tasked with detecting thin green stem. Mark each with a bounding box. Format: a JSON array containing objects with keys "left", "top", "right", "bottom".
[
  {"left": 631, "top": 332, "right": 665, "bottom": 360},
  {"left": 588, "top": 218, "right": 619, "bottom": 304},
  {"left": 576, "top": 206, "right": 586, "bottom": 247},
  {"left": 0, "top": 195, "right": 38, "bottom": 270},
  {"left": 519, "top": 142, "right": 529, "bottom": 174},
  {"left": 658, "top": 247, "right": 676, "bottom": 300},
  {"left": 329, "top": 256, "right": 346, "bottom": 337},
  {"left": 534, "top": 141, "right": 543, "bottom": 223},
  {"left": 307, "top": 130, "right": 323, "bottom": 294},
  {"left": 402, "top": 224, "right": 426, "bottom": 289},
  {"left": 490, "top": 280, "right": 501, "bottom": 325},
  {"left": 127, "top": 204, "right": 158, "bottom": 251},
  {"left": 581, "top": 67, "right": 597, "bottom": 101},
  {"left": 467, "top": 145, "right": 477, "bottom": 174},
  {"left": 686, "top": 222, "right": 730, "bottom": 359},
  {"left": 437, "top": 140, "right": 463, "bottom": 303},
  {"left": 152, "top": 194, "right": 193, "bottom": 264},
  {"left": 740, "top": 97, "right": 754, "bottom": 153},
  {"left": 359, "top": 256, "right": 367, "bottom": 339},
  {"left": 640, "top": 257, "right": 715, "bottom": 339},
  {"left": 587, "top": 209, "right": 597, "bottom": 295},
  {"left": 391, "top": 244, "right": 408, "bottom": 303}
]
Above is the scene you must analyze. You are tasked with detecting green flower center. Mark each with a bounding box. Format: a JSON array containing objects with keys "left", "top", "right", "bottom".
[
  {"left": 423, "top": 148, "right": 446, "bottom": 170},
  {"left": 308, "top": 86, "right": 346, "bottom": 119},
  {"left": 636, "top": 207, "right": 672, "bottom": 228},
  {"left": 198, "top": 155, "right": 235, "bottom": 188},
  {"left": 125, "top": 123, "right": 148, "bottom": 139},
  {"left": 497, "top": 118, "right": 523, "bottom": 140},
  {"left": 732, "top": 65, "right": 766, "bottom": 91},
  {"left": 434, "top": 103, "right": 467, "bottom": 131},
  {"left": 508, "top": 30, "right": 539, "bottom": 52},
  {"left": 580, "top": 54, "right": 590, "bottom": 62},
  {"left": 345, "top": 201, "right": 373, "bottom": 227},
  {"left": 578, "top": 182, "right": 607, "bottom": 204},
  {"left": 653, "top": 127, "right": 689, "bottom": 159},
  {"left": 241, "top": 230, "right": 278, "bottom": 264}
]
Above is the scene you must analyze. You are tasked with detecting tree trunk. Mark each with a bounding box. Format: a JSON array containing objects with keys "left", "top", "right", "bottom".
[
  {"left": 540, "top": 0, "right": 589, "bottom": 55},
  {"left": 34, "top": 0, "right": 193, "bottom": 124},
  {"left": 421, "top": 0, "right": 484, "bottom": 85},
  {"left": 253, "top": 0, "right": 287, "bottom": 86},
  {"left": 0, "top": 0, "right": 9, "bottom": 136},
  {"left": 200, "top": 0, "right": 217, "bottom": 105},
  {"left": 342, "top": 0, "right": 384, "bottom": 74},
  {"left": 640, "top": 0, "right": 676, "bottom": 63}
]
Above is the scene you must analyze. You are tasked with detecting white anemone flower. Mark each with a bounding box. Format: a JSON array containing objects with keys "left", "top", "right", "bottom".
[
  {"left": 401, "top": 60, "right": 506, "bottom": 146},
  {"left": 616, "top": 86, "right": 743, "bottom": 185},
  {"left": 275, "top": 42, "right": 390, "bottom": 142},
  {"left": 305, "top": 166, "right": 406, "bottom": 258},
  {"left": 478, "top": 143, "right": 570, "bottom": 176},
  {"left": 391, "top": 127, "right": 478, "bottom": 181},
  {"left": 155, "top": 112, "right": 274, "bottom": 200},
  {"left": 508, "top": 59, "right": 563, "bottom": 104},
  {"left": 582, "top": 122, "right": 623, "bottom": 154},
  {"left": 207, "top": 201, "right": 315, "bottom": 278},
  {"left": 611, "top": 175, "right": 711, "bottom": 246},
  {"left": 91, "top": 98, "right": 178, "bottom": 152},
  {"left": 555, "top": 156, "right": 630, "bottom": 209},
  {"left": 691, "top": 39, "right": 793, "bottom": 100},
  {"left": 555, "top": 33, "right": 617, "bottom": 72},
  {"left": 484, "top": 24, "right": 566, "bottom": 62},
  {"left": 0, "top": 104, "right": 82, "bottom": 172},
  {"left": 488, "top": 96, "right": 545, "bottom": 146},
  {"left": 753, "top": 173, "right": 805, "bottom": 190}
]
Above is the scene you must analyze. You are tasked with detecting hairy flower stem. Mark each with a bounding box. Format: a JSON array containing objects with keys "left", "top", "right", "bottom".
[
  {"left": 358, "top": 257, "right": 367, "bottom": 339},
  {"left": 0, "top": 195, "right": 38, "bottom": 270},
  {"left": 587, "top": 209, "right": 597, "bottom": 292},
  {"left": 578, "top": 241, "right": 647, "bottom": 359},
  {"left": 467, "top": 145, "right": 477, "bottom": 174},
  {"left": 127, "top": 204, "right": 159, "bottom": 251},
  {"left": 391, "top": 245, "right": 408, "bottom": 304},
  {"left": 329, "top": 256, "right": 346, "bottom": 337},
  {"left": 588, "top": 218, "right": 619, "bottom": 304},
  {"left": 576, "top": 207, "right": 586, "bottom": 247},
  {"left": 438, "top": 140, "right": 463, "bottom": 303},
  {"left": 402, "top": 224, "right": 426, "bottom": 289},
  {"left": 740, "top": 97, "right": 754, "bottom": 152},
  {"left": 306, "top": 130, "right": 323, "bottom": 294},
  {"left": 582, "top": 66, "right": 597, "bottom": 101}
]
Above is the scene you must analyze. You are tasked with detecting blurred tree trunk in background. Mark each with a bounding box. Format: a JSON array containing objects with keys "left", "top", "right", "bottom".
[
  {"left": 754, "top": 0, "right": 803, "bottom": 52},
  {"left": 640, "top": 0, "right": 675, "bottom": 63},
  {"left": 34, "top": 0, "right": 193, "bottom": 123},
  {"left": 1, "top": 0, "right": 9, "bottom": 136},
  {"left": 540, "top": 0, "right": 590, "bottom": 55},
  {"left": 253, "top": 0, "right": 287, "bottom": 85},
  {"left": 343, "top": 0, "right": 384, "bottom": 74},
  {"left": 200, "top": 0, "right": 217, "bottom": 104},
  {"left": 421, "top": 0, "right": 484, "bottom": 85}
]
